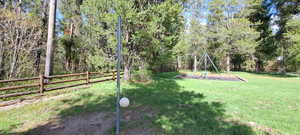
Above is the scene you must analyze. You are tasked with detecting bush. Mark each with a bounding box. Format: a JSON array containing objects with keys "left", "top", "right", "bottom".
[{"left": 132, "top": 69, "right": 153, "bottom": 82}]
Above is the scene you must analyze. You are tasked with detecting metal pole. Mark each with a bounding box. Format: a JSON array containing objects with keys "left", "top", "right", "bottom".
[
  {"left": 207, "top": 53, "right": 219, "bottom": 73},
  {"left": 204, "top": 53, "right": 208, "bottom": 78},
  {"left": 204, "top": 53, "right": 207, "bottom": 73},
  {"left": 198, "top": 53, "right": 205, "bottom": 69},
  {"left": 116, "top": 16, "right": 122, "bottom": 135}
]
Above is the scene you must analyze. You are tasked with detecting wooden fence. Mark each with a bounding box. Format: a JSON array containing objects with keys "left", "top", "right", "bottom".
[{"left": 0, "top": 71, "right": 121, "bottom": 99}]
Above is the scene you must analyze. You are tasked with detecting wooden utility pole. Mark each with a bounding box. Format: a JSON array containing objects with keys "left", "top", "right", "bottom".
[{"left": 44, "top": 0, "right": 57, "bottom": 78}]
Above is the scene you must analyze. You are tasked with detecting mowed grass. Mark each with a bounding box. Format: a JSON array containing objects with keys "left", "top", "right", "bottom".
[
  {"left": 0, "top": 72, "right": 299, "bottom": 135},
  {"left": 177, "top": 71, "right": 300, "bottom": 135}
]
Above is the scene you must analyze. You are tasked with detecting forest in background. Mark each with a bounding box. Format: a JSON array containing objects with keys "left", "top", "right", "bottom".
[{"left": 0, "top": 0, "right": 299, "bottom": 80}]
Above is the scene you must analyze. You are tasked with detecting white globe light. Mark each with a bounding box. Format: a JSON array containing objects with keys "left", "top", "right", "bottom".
[{"left": 119, "top": 97, "right": 130, "bottom": 107}]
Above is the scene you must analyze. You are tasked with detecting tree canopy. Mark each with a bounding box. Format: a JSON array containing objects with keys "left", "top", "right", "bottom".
[{"left": 0, "top": 0, "right": 299, "bottom": 80}]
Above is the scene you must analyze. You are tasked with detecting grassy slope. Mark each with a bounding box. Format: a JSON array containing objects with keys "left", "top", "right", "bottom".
[{"left": 0, "top": 72, "right": 299, "bottom": 135}]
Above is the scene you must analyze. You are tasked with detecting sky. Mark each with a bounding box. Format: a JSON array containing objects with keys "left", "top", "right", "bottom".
[
  {"left": 56, "top": 9, "right": 64, "bottom": 36},
  {"left": 56, "top": 9, "right": 63, "bottom": 21},
  {"left": 267, "top": 1, "right": 280, "bottom": 34}
]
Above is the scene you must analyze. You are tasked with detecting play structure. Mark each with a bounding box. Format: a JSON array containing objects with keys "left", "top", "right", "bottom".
[
  {"left": 197, "top": 50, "right": 219, "bottom": 78},
  {"left": 176, "top": 50, "right": 246, "bottom": 82}
]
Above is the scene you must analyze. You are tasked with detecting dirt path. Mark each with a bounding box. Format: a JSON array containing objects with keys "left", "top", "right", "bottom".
[
  {"left": 24, "top": 112, "right": 114, "bottom": 135},
  {"left": 17, "top": 106, "right": 156, "bottom": 135}
]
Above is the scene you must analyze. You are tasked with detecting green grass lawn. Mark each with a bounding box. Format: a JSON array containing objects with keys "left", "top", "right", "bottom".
[{"left": 0, "top": 72, "right": 299, "bottom": 135}]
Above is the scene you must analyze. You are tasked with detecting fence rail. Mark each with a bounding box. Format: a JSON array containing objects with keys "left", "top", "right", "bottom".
[
  {"left": 0, "top": 71, "right": 122, "bottom": 99},
  {"left": 0, "top": 77, "right": 40, "bottom": 83}
]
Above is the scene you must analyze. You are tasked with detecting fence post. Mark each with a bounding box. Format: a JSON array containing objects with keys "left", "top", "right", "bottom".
[
  {"left": 86, "top": 71, "right": 89, "bottom": 84},
  {"left": 39, "top": 74, "right": 44, "bottom": 94},
  {"left": 113, "top": 71, "right": 116, "bottom": 80}
]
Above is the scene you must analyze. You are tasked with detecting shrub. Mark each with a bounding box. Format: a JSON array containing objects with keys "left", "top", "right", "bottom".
[{"left": 132, "top": 69, "right": 153, "bottom": 82}]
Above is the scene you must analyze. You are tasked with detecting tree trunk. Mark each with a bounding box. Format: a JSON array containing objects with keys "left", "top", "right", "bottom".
[
  {"left": 124, "top": 64, "right": 131, "bottom": 81},
  {"left": 193, "top": 55, "right": 197, "bottom": 72},
  {"left": 15, "top": 0, "right": 22, "bottom": 14},
  {"left": 70, "top": 23, "right": 74, "bottom": 38},
  {"left": 9, "top": 44, "right": 19, "bottom": 78},
  {"left": 226, "top": 54, "right": 230, "bottom": 72},
  {"left": 177, "top": 56, "right": 181, "bottom": 70},
  {"left": 278, "top": 47, "right": 287, "bottom": 74},
  {"left": 41, "top": 0, "right": 48, "bottom": 27},
  {"left": 123, "top": 28, "right": 132, "bottom": 80},
  {"left": 189, "top": 58, "right": 193, "bottom": 71},
  {"left": 34, "top": 50, "right": 42, "bottom": 75},
  {"left": 44, "top": 0, "right": 57, "bottom": 77},
  {"left": 65, "top": 44, "right": 72, "bottom": 72},
  {"left": 139, "top": 59, "right": 145, "bottom": 70},
  {"left": 255, "top": 60, "right": 263, "bottom": 72},
  {"left": 0, "top": 43, "right": 4, "bottom": 79},
  {"left": 278, "top": 58, "right": 286, "bottom": 74}
]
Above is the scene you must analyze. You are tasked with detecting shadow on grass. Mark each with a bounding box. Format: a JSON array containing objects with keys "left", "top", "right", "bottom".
[{"left": 3, "top": 72, "right": 256, "bottom": 135}]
